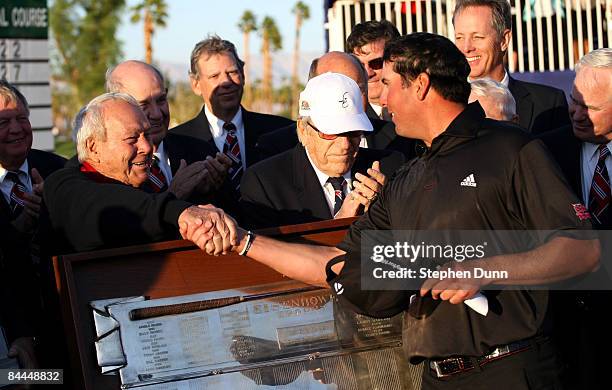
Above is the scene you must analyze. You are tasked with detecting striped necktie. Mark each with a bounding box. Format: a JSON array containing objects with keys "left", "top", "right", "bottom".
[
  {"left": 328, "top": 177, "right": 346, "bottom": 216},
  {"left": 589, "top": 144, "right": 611, "bottom": 226},
  {"left": 223, "top": 122, "right": 243, "bottom": 191},
  {"left": 5, "top": 171, "right": 27, "bottom": 218},
  {"left": 148, "top": 156, "right": 168, "bottom": 193}
]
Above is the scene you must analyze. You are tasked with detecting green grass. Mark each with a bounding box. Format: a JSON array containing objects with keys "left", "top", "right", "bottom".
[{"left": 54, "top": 138, "right": 76, "bottom": 159}]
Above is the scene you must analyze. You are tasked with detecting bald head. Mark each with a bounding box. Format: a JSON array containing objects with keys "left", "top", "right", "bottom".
[
  {"left": 105, "top": 60, "right": 169, "bottom": 148},
  {"left": 311, "top": 51, "right": 368, "bottom": 109}
]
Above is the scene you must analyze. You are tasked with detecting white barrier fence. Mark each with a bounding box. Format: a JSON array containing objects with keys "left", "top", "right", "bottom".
[{"left": 327, "top": 0, "right": 612, "bottom": 72}]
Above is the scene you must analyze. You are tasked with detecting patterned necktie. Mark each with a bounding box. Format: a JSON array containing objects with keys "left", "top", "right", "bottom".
[
  {"left": 223, "top": 122, "right": 243, "bottom": 191},
  {"left": 5, "top": 171, "right": 27, "bottom": 218},
  {"left": 589, "top": 144, "right": 611, "bottom": 226},
  {"left": 148, "top": 156, "right": 168, "bottom": 193},
  {"left": 328, "top": 177, "right": 346, "bottom": 216}
]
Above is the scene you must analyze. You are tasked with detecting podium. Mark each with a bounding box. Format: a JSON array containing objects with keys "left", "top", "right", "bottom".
[{"left": 53, "top": 218, "right": 358, "bottom": 390}]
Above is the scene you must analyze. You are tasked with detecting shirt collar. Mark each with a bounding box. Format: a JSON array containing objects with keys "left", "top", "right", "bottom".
[
  {"left": 204, "top": 105, "right": 244, "bottom": 137},
  {"left": 426, "top": 102, "right": 486, "bottom": 156},
  {"left": 468, "top": 70, "right": 509, "bottom": 87},
  {"left": 584, "top": 141, "right": 612, "bottom": 163},
  {"left": 304, "top": 147, "right": 352, "bottom": 187},
  {"left": 155, "top": 140, "right": 167, "bottom": 161},
  {"left": 0, "top": 159, "right": 29, "bottom": 184}
]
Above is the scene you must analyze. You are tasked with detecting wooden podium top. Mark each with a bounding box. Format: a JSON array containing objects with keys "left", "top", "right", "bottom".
[{"left": 53, "top": 217, "right": 356, "bottom": 390}]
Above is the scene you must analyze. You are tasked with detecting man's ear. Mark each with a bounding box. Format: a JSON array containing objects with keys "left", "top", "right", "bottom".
[
  {"left": 85, "top": 137, "right": 99, "bottom": 161},
  {"left": 500, "top": 29, "right": 511, "bottom": 53},
  {"left": 415, "top": 73, "right": 431, "bottom": 101},
  {"left": 189, "top": 75, "right": 202, "bottom": 97}
]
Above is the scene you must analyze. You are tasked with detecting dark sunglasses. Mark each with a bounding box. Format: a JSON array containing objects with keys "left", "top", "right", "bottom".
[
  {"left": 367, "top": 57, "right": 384, "bottom": 70},
  {"left": 308, "top": 122, "right": 363, "bottom": 140}
]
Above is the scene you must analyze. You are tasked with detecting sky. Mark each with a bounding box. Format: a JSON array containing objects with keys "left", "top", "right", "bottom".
[{"left": 118, "top": 0, "right": 327, "bottom": 65}]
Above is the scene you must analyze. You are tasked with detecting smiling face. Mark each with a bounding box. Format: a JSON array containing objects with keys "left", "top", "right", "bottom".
[
  {"left": 88, "top": 100, "right": 153, "bottom": 188},
  {"left": 112, "top": 62, "right": 169, "bottom": 149},
  {"left": 353, "top": 38, "right": 386, "bottom": 105},
  {"left": 0, "top": 98, "right": 32, "bottom": 171},
  {"left": 299, "top": 120, "right": 360, "bottom": 177},
  {"left": 570, "top": 67, "right": 612, "bottom": 143},
  {"left": 454, "top": 5, "right": 510, "bottom": 82},
  {"left": 380, "top": 62, "right": 420, "bottom": 139},
  {"left": 190, "top": 52, "right": 244, "bottom": 119}
]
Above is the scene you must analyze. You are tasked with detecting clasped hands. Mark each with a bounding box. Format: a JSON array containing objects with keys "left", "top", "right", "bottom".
[
  {"left": 169, "top": 152, "right": 232, "bottom": 199},
  {"left": 178, "top": 204, "right": 242, "bottom": 256},
  {"left": 336, "top": 161, "right": 385, "bottom": 218}
]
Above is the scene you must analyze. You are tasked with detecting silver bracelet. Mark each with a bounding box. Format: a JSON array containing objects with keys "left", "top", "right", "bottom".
[{"left": 239, "top": 231, "right": 255, "bottom": 256}]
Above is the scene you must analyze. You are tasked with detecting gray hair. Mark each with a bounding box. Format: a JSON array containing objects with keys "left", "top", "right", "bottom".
[
  {"left": 469, "top": 78, "right": 516, "bottom": 121},
  {"left": 453, "top": 0, "right": 512, "bottom": 41},
  {"left": 74, "top": 92, "right": 140, "bottom": 163},
  {"left": 188, "top": 35, "right": 244, "bottom": 80},
  {"left": 104, "top": 60, "right": 166, "bottom": 93},
  {"left": 0, "top": 79, "right": 29, "bottom": 113},
  {"left": 575, "top": 48, "right": 612, "bottom": 73}
]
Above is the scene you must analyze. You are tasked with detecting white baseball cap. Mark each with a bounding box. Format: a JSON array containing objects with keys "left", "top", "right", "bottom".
[{"left": 298, "top": 72, "right": 373, "bottom": 135}]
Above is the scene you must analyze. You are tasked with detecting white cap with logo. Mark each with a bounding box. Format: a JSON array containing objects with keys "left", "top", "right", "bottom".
[{"left": 298, "top": 72, "right": 373, "bottom": 135}]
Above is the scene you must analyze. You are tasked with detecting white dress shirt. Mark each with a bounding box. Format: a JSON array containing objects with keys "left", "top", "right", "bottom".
[
  {"left": 154, "top": 140, "right": 173, "bottom": 184},
  {"left": 0, "top": 160, "right": 32, "bottom": 205},
  {"left": 581, "top": 141, "right": 612, "bottom": 204},
  {"left": 204, "top": 105, "right": 247, "bottom": 170},
  {"left": 305, "top": 149, "right": 353, "bottom": 216},
  {"left": 468, "top": 71, "right": 509, "bottom": 86}
]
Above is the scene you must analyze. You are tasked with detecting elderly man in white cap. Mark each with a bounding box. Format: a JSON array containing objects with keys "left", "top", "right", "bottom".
[{"left": 239, "top": 72, "right": 404, "bottom": 229}]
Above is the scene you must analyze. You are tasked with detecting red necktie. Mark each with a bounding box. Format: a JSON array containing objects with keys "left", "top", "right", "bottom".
[
  {"left": 148, "top": 156, "right": 168, "bottom": 193},
  {"left": 223, "top": 122, "right": 243, "bottom": 191},
  {"left": 5, "top": 171, "right": 27, "bottom": 218},
  {"left": 589, "top": 144, "right": 611, "bottom": 226}
]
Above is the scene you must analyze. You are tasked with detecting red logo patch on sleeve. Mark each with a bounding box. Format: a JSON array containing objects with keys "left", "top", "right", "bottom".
[{"left": 572, "top": 203, "right": 591, "bottom": 220}]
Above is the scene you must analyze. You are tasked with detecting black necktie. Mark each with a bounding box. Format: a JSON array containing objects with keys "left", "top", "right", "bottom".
[{"left": 328, "top": 177, "right": 346, "bottom": 216}]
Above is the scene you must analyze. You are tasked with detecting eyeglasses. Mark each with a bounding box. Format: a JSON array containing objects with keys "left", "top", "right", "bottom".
[
  {"left": 367, "top": 57, "right": 384, "bottom": 71},
  {"left": 307, "top": 122, "right": 363, "bottom": 141}
]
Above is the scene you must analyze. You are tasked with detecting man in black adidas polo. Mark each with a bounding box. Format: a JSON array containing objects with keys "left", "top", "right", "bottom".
[{"left": 184, "top": 33, "right": 600, "bottom": 390}]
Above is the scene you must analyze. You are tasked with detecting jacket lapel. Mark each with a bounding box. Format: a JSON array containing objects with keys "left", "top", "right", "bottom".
[{"left": 508, "top": 77, "right": 534, "bottom": 131}]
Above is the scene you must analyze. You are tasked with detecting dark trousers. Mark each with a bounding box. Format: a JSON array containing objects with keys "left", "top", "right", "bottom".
[{"left": 422, "top": 338, "right": 563, "bottom": 390}]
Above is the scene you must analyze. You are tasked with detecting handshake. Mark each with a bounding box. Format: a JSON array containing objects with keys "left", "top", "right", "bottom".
[{"left": 177, "top": 204, "right": 244, "bottom": 255}]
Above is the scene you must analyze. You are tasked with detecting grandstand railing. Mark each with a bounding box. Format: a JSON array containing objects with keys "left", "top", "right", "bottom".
[{"left": 327, "top": 0, "right": 612, "bottom": 72}]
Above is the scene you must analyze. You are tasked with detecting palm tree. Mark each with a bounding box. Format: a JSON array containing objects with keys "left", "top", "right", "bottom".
[
  {"left": 260, "top": 16, "right": 282, "bottom": 113},
  {"left": 291, "top": 2, "right": 310, "bottom": 118},
  {"left": 238, "top": 10, "right": 258, "bottom": 108},
  {"left": 130, "top": 0, "right": 168, "bottom": 64}
]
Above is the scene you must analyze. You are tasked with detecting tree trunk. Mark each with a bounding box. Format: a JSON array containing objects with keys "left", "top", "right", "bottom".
[
  {"left": 262, "top": 34, "right": 271, "bottom": 112},
  {"left": 243, "top": 32, "right": 252, "bottom": 109},
  {"left": 144, "top": 10, "right": 153, "bottom": 64},
  {"left": 291, "top": 15, "right": 302, "bottom": 119}
]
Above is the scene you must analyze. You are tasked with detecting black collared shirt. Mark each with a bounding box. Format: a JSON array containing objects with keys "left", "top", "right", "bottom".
[{"left": 328, "top": 102, "right": 592, "bottom": 361}]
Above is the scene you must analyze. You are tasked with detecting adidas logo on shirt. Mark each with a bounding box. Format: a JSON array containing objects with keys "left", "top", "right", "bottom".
[{"left": 460, "top": 174, "right": 477, "bottom": 187}]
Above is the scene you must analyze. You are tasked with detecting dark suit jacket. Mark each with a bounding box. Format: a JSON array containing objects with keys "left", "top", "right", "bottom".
[
  {"left": 0, "top": 149, "right": 66, "bottom": 343},
  {"left": 240, "top": 144, "right": 405, "bottom": 229},
  {"left": 508, "top": 77, "right": 571, "bottom": 135},
  {"left": 163, "top": 132, "right": 217, "bottom": 175},
  {"left": 43, "top": 166, "right": 191, "bottom": 254},
  {"left": 254, "top": 119, "right": 417, "bottom": 163},
  {"left": 170, "top": 106, "right": 294, "bottom": 168},
  {"left": 539, "top": 125, "right": 612, "bottom": 390}
]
